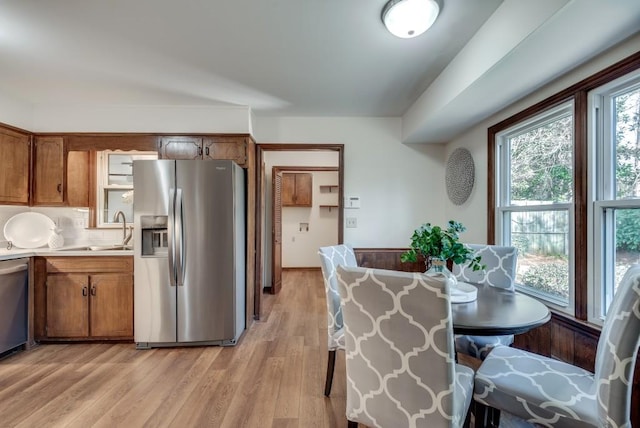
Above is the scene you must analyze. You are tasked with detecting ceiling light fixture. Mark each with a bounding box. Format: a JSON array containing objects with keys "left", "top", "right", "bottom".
[{"left": 382, "top": 0, "right": 440, "bottom": 39}]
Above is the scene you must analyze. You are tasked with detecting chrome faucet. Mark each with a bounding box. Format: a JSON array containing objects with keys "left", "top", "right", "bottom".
[{"left": 113, "top": 210, "right": 133, "bottom": 246}]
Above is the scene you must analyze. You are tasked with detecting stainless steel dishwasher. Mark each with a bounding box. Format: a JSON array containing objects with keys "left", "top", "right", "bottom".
[{"left": 0, "top": 258, "right": 29, "bottom": 355}]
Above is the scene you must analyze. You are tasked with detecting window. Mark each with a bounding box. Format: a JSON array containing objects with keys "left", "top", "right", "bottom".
[
  {"left": 589, "top": 70, "right": 640, "bottom": 324},
  {"left": 495, "top": 102, "right": 574, "bottom": 313},
  {"left": 96, "top": 150, "right": 157, "bottom": 227}
]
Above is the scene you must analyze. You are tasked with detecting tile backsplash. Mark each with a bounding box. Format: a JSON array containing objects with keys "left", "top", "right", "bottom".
[{"left": 0, "top": 206, "right": 126, "bottom": 249}]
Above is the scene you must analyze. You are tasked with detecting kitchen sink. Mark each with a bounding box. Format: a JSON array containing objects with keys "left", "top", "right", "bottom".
[{"left": 57, "top": 245, "right": 132, "bottom": 251}]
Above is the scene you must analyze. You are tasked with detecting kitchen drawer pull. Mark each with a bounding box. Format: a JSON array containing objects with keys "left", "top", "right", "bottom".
[
  {"left": 0, "top": 264, "right": 28, "bottom": 275},
  {"left": 91, "top": 286, "right": 96, "bottom": 296},
  {"left": 82, "top": 286, "right": 88, "bottom": 296},
  {"left": 205, "top": 146, "right": 210, "bottom": 156},
  {"left": 57, "top": 183, "right": 62, "bottom": 193}
]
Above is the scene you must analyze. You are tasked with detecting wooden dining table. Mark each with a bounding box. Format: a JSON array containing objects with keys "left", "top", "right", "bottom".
[{"left": 451, "top": 282, "right": 551, "bottom": 336}]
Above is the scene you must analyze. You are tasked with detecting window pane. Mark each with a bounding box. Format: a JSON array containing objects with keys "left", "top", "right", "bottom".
[
  {"left": 103, "top": 190, "right": 133, "bottom": 223},
  {"left": 509, "top": 115, "right": 573, "bottom": 204},
  {"left": 603, "top": 208, "right": 640, "bottom": 313},
  {"left": 614, "top": 86, "right": 640, "bottom": 199},
  {"left": 510, "top": 210, "right": 570, "bottom": 303},
  {"left": 108, "top": 154, "right": 134, "bottom": 185}
]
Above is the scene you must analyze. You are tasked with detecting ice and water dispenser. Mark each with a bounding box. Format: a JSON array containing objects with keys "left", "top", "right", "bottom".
[{"left": 140, "top": 215, "right": 168, "bottom": 256}]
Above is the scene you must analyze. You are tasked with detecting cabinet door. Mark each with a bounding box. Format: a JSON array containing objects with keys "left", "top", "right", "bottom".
[
  {"left": 282, "top": 173, "right": 312, "bottom": 207},
  {"left": 0, "top": 129, "right": 30, "bottom": 205},
  {"left": 294, "top": 173, "right": 312, "bottom": 206},
  {"left": 89, "top": 273, "right": 133, "bottom": 337},
  {"left": 67, "top": 151, "right": 90, "bottom": 207},
  {"left": 202, "top": 136, "right": 247, "bottom": 165},
  {"left": 33, "top": 136, "right": 65, "bottom": 205},
  {"left": 281, "top": 173, "right": 297, "bottom": 206},
  {"left": 158, "top": 136, "right": 203, "bottom": 159},
  {"left": 46, "top": 274, "right": 89, "bottom": 337}
]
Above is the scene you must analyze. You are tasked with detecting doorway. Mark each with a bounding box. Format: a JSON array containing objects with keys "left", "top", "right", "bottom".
[{"left": 255, "top": 144, "right": 344, "bottom": 319}]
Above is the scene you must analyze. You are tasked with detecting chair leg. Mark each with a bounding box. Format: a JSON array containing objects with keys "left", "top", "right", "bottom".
[
  {"left": 489, "top": 407, "right": 501, "bottom": 428},
  {"left": 324, "top": 349, "right": 337, "bottom": 396},
  {"left": 347, "top": 420, "right": 358, "bottom": 428},
  {"left": 473, "top": 400, "right": 489, "bottom": 428}
]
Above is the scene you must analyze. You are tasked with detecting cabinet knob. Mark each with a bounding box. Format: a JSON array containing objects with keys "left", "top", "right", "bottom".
[
  {"left": 91, "top": 286, "right": 96, "bottom": 296},
  {"left": 57, "top": 183, "right": 62, "bottom": 194},
  {"left": 198, "top": 146, "right": 203, "bottom": 156},
  {"left": 82, "top": 286, "right": 88, "bottom": 296}
]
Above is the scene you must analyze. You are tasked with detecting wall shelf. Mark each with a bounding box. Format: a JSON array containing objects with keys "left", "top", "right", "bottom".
[
  {"left": 319, "top": 205, "right": 339, "bottom": 212},
  {"left": 319, "top": 185, "right": 339, "bottom": 193}
]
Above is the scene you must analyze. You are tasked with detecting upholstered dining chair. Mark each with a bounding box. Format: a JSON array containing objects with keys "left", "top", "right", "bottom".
[
  {"left": 318, "top": 244, "right": 357, "bottom": 396},
  {"left": 336, "top": 265, "right": 475, "bottom": 428},
  {"left": 473, "top": 264, "right": 640, "bottom": 428},
  {"left": 452, "top": 244, "right": 518, "bottom": 360}
]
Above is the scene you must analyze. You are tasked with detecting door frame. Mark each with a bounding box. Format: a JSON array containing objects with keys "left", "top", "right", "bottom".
[
  {"left": 271, "top": 166, "right": 340, "bottom": 295},
  {"left": 255, "top": 144, "right": 344, "bottom": 319}
]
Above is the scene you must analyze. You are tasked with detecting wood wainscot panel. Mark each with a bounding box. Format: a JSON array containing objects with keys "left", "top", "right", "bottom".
[{"left": 354, "top": 248, "right": 425, "bottom": 273}]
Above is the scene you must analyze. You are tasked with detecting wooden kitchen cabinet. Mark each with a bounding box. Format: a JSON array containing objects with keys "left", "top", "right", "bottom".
[
  {"left": 33, "top": 136, "right": 65, "bottom": 205},
  {"left": 32, "top": 136, "right": 89, "bottom": 207},
  {"left": 203, "top": 136, "right": 247, "bottom": 165},
  {"left": 34, "top": 256, "right": 134, "bottom": 341},
  {"left": 281, "top": 173, "right": 312, "bottom": 207},
  {"left": 0, "top": 127, "right": 31, "bottom": 205},
  {"left": 158, "top": 135, "right": 248, "bottom": 166}
]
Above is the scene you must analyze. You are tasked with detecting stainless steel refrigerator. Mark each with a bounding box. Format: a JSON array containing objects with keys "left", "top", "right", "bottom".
[{"left": 133, "top": 159, "right": 245, "bottom": 348}]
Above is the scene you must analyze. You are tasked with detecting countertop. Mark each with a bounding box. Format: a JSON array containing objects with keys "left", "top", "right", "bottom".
[{"left": 0, "top": 244, "right": 133, "bottom": 261}]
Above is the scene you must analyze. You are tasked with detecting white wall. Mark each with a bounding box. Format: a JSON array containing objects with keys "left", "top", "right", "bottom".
[
  {"left": 444, "top": 33, "right": 640, "bottom": 243},
  {"left": 282, "top": 171, "right": 339, "bottom": 268},
  {"left": 30, "top": 104, "right": 252, "bottom": 133},
  {"left": 0, "top": 91, "right": 33, "bottom": 130},
  {"left": 254, "top": 117, "right": 447, "bottom": 248}
]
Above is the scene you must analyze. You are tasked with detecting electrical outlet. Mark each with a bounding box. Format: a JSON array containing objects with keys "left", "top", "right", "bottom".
[{"left": 346, "top": 217, "right": 357, "bottom": 228}]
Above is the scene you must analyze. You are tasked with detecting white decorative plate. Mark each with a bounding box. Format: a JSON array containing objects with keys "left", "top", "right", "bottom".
[
  {"left": 450, "top": 281, "right": 478, "bottom": 303},
  {"left": 3, "top": 212, "right": 55, "bottom": 249}
]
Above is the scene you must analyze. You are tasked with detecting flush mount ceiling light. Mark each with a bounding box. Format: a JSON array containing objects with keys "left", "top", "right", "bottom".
[{"left": 382, "top": 0, "right": 440, "bottom": 39}]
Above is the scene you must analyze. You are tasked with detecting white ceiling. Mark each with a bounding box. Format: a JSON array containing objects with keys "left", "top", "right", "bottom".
[{"left": 1, "top": 0, "right": 639, "bottom": 142}]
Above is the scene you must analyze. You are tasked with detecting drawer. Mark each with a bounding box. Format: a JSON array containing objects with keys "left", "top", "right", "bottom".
[{"left": 45, "top": 256, "right": 133, "bottom": 273}]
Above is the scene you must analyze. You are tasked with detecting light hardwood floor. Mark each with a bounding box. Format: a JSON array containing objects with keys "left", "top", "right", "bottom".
[{"left": 0, "top": 269, "right": 347, "bottom": 428}]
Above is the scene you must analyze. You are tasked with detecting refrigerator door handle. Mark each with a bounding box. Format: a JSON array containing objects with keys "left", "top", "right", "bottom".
[
  {"left": 168, "top": 188, "right": 177, "bottom": 287},
  {"left": 175, "top": 188, "right": 185, "bottom": 286}
]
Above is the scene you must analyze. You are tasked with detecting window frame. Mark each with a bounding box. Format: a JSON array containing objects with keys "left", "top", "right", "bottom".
[
  {"left": 588, "top": 69, "right": 640, "bottom": 325},
  {"left": 495, "top": 101, "right": 576, "bottom": 315},
  {"left": 95, "top": 150, "right": 157, "bottom": 228},
  {"left": 488, "top": 50, "right": 640, "bottom": 324}
]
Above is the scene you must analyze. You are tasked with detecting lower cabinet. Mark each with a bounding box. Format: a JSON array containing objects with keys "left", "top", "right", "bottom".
[{"left": 35, "top": 256, "right": 133, "bottom": 341}]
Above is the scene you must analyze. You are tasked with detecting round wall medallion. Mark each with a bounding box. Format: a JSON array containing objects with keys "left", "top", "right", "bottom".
[{"left": 445, "top": 148, "right": 475, "bottom": 205}]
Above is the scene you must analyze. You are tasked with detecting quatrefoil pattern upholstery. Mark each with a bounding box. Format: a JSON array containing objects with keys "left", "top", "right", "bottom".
[
  {"left": 474, "top": 264, "right": 640, "bottom": 428},
  {"left": 336, "top": 265, "right": 475, "bottom": 427},
  {"left": 453, "top": 244, "right": 518, "bottom": 360},
  {"left": 318, "top": 244, "right": 357, "bottom": 350}
]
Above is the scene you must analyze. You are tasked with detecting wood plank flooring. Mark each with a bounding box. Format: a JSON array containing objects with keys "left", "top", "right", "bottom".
[{"left": 0, "top": 269, "right": 347, "bottom": 428}]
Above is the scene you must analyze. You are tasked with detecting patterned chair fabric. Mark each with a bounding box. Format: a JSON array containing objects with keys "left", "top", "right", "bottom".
[
  {"left": 318, "top": 244, "right": 357, "bottom": 396},
  {"left": 473, "top": 264, "right": 640, "bottom": 428},
  {"left": 336, "top": 265, "right": 475, "bottom": 428},
  {"left": 453, "top": 244, "right": 518, "bottom": 360}
]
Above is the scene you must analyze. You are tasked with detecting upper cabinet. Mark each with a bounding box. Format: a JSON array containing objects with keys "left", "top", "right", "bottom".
[
  {"left": 158, "top": 135, "right": 248, "bottom": 166},
  {"left": 33, "top": 136, "right": 65, "bottom": 205},
  {"left": 31, "top": 136, "right": 89, "bottom": 207},
  {"left": 0, "top": 128, "right": 30, "bottom": 205},
  {"left": 282, "top": 173, "right": 313, "bottom": 207}
]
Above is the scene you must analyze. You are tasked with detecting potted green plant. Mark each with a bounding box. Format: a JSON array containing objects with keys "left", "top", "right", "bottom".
[{"left": 400, "top": 220, "right": 484, "bottom": 274}]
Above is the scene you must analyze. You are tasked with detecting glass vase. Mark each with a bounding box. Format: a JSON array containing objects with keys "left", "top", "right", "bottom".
[{"left": 425, "top": 257, "right": 458, "bottom": 288}]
